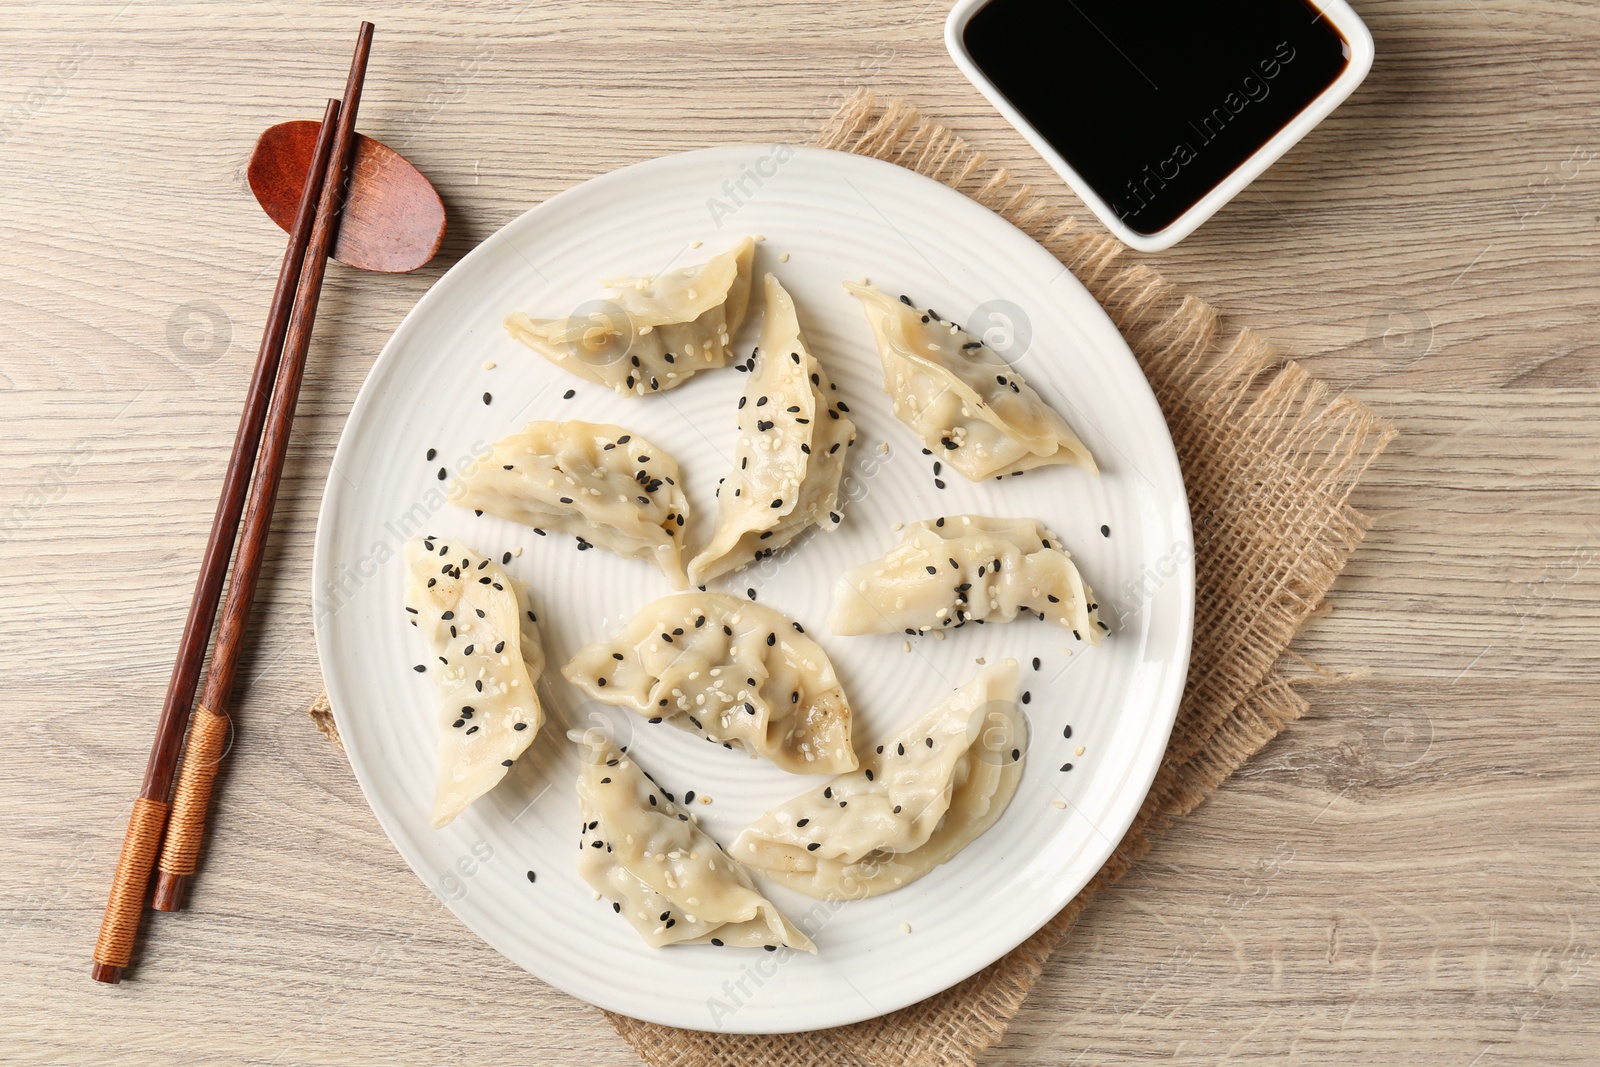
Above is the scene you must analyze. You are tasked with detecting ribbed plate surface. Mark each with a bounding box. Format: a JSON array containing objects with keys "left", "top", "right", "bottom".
[{"left": 313, "top": 145, "right": 1193, "bottom": 1033}]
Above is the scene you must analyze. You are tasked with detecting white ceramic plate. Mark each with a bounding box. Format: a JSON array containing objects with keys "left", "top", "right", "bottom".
[{"left": 313, "top": 145, "right": 1193, "bottom": 1034}]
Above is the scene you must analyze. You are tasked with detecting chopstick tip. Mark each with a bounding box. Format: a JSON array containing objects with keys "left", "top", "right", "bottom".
[{"left": 90, "top": 962, "right": 124, "bottom": 985}]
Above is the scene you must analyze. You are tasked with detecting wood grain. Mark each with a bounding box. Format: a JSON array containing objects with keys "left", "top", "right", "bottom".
[{"left": 2, "top": 1, "right": 1597, "bottom": 1063}]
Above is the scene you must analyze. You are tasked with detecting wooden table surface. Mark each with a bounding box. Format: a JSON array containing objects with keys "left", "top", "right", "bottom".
[{"left": 4, "top": 1, "right": 1596, "bottom": 1063}]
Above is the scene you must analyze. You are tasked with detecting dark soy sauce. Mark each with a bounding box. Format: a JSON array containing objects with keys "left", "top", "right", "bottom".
[{"left": 963, "top": 0, "right": 1349, "bottom": 235}]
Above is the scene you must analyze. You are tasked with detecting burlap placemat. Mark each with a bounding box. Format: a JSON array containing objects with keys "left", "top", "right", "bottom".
[{"left": 307, "top": 90, "right": 1394, "bottom": 1066}]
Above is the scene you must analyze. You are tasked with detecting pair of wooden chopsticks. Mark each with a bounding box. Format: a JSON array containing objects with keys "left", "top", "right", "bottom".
[{"left": 91, "top": 21, "right": 376, "bottom": 985}]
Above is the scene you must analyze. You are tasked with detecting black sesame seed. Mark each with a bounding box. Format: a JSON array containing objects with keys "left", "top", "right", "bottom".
[
  {"left": 1061, "top": 763, "right": 1074, "bottom": 772},
  {"left": 1011, "top": 748, "right": 1020, "bottom": 761},
  {"left": 1022, "top": 691, "right": 1032, "bottom": 704},
  {"left": 436, "top": 467, "right": 447, "bottom": 480},
  {"left": 502, "top": 759, "right": 514, "bottom": 767},
  {"left": 1101, "top": 524, "right": 1111, "bottom": 538},
  {"left": 426, "top": 448, "right": 437, "bottom": 461},
  {"left": 1033, "top": 657, "right": 1042, "bottom": 671},
  {"left": 766, "top": 632, "right": 776, "bottom": 646},
  {"left": 614, "top": 902, "right": 622, "bottom": 913},
  {"left": 482, "top": 392, "right": 492, "bottom": 405},
  {"left": 747, "top": 588, "right": 757, "bottom": 601},
  {"left": 711, "top": 937, "right": 724, "bottom": 946},
  {"left": 597, "top": 677, "right": 607, "bottom": 687},
  {"left": 684, "top": 790, "right": 696, "bottom": 803},
  {"left": 935, "top": 478, "right": 946, "bottom": 489},
  {"left": 414, "top": 664, "right": 426, "bottom": 673},
  {"left": 806, "top": 842, "right": 821, "bottom": 851},
  {"left": 897, "top": 743, "right": 905, "bottom": 755}
]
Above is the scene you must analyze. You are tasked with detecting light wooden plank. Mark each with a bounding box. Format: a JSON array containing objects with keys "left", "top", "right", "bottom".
[{"left": 2, "top": 1, "right": 1597, "bottom": 1063}]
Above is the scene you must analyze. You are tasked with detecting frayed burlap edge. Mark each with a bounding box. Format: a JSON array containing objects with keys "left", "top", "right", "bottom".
[{"left": 305, "top": 89, "right": 1394, "bottom": 1067}]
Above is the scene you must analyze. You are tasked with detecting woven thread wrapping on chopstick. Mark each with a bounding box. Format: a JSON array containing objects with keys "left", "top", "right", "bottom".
[
  {"left": 92, "top": 796, "right": 169, "bottom": 969},
  {"left": 304, "top": 89, "right": 1394, "bottom": 1067},
  {"left": 158, "top": 703, "right": 232, "bottom": 876}
]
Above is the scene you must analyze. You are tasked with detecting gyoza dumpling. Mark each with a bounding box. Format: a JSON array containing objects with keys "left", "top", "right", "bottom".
[
  {"left": 572, "top": 729, "right": 814, "bottom": 950},
  {"left": 829, "top": 515, "right": 1106, "bottom": 642},
  {"left": 730, "top": 660, "right": 1025, "bottom": 899},
  {"left": 688, "top": 274, "right": 857, "bottom": 587},
  {"left": 405, "top": 536, "right": 545, "bottom": 828},
  {"left": 506, "top": 238, "right": 756, "bottom": 397},
  {"left": 843, "top": 281, "right": 1096, "bottom": 479},
  {"left": 455, "top": 421, "right": 691, "bottom": 589},
  {"left": 562, "top": 592, "right": 857, "bottom": 775}
]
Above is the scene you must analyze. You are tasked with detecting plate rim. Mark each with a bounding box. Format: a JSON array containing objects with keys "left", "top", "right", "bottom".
[{"left": 312, "top": 142, "right": 1194, "bottom": 1032}]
